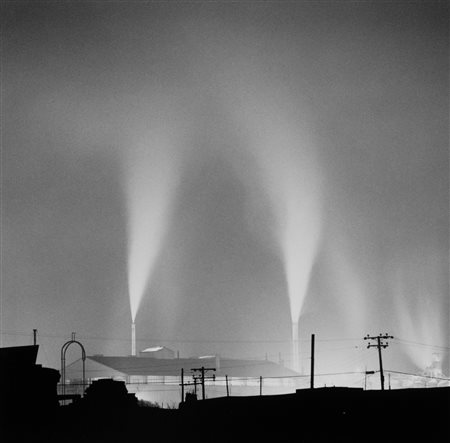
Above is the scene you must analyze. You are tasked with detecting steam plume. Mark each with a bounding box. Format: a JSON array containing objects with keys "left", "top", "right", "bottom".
[
  {"left": 125, "top": 130, "right": 183, "bottom": 322},
  {"left": 231, "top": 91, "right": 323, "bottom": 325}
]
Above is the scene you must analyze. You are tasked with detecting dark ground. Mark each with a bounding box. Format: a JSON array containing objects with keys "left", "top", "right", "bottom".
[{"left": 2, "top": 385, "right": 449, "bottom": 442}]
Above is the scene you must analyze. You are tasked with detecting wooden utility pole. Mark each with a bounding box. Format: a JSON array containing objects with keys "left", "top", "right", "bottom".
[
  {"left": 259, "top": 376, "right": 263, "bottom": 396},
  {"left": 364, "top": 333, "right": 393, "bottom": 390},
  {"left": 310, "top": 334, "right": 315, "bottom": 389},
  {"left": 33, "top": 329, "right": 37, "bottom": 346},
  {"left": 181, "top": 368, "right": 184, "bottom": 403},
  {"left": 179, "top": 368, "right": 202, "bottom": 400},
  {"left": 191, "top": 366, "right": 216, "bottom": 400},
  {"left": 226, "top": 375, "right": 229, "bottom": 397}
]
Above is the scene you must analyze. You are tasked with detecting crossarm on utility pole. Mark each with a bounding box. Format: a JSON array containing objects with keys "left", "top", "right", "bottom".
[
  {"left": 191, "top": 367, "right": 216, "bottom": 400},
  {"left": 364, "top": 333, "right": 393, "bottom": 391}
]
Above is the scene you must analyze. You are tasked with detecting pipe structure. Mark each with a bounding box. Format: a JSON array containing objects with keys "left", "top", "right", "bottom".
[
  {"left": 131, "top": 322, "right": 136, "bottom": 356},
  {"left": 60, "top": 334, "right": 86, "bottom": 399},
  {"left": 292, "top": 321, "right": 300, "bottom": 373},
  {"left": 310, "top": 333, "right": 315, "bottom": 388}
]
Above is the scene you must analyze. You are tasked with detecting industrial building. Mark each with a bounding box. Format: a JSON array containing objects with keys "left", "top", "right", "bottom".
[{"left": 64, "top": 347, "right": 300, "bottom": 405}]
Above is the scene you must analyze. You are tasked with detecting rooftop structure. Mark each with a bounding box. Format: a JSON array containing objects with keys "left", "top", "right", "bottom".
[{"left": 64, "top": 350, "right": 300, "bottom": 404}]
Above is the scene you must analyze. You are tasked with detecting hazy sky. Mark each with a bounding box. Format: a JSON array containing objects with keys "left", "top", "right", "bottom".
[{"left": 1, "top": 1, "right": 448, "bottom": 375}]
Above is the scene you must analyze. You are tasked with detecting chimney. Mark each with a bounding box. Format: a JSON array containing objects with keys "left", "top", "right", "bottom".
[
  {"left": 131, "top": 322, "right": 136, "bottom": 356},
  {"left": 215, "top": 354, "right": 221, "bottom": 371},
  {"left": 292, "top": 321, "right": 300, "bottom": 372}
]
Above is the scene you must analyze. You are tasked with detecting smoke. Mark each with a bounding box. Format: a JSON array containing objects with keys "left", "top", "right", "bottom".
[
  {"left": 254, "top": 121, "right": 323, "bottom": 326},
  {"left": 29, "top": 84, "right": 189, "bottom": 324},
  {"left": 4, "top": 2, "right": 447, "bottom": 371},
  {"left": 124, "top": 112, "right": 188, "bottom": 322},
  {"left": 327, "top": 243, "right": 368, "bottom": 337},
  {"left": 225, "top": 86, "right": 324, "bottom": 325},
  {"left": 162, "top": 13, "right": 326, "bottom": 328},
  {"left": 392, "top": 249, "right": 449, "bottom": 371}
]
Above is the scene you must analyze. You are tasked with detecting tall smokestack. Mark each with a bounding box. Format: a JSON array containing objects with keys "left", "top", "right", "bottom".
[
  {"left": 131, "top": 322, "right": 136, "bottom": 356},
  {"left": 292, "top": 321, "right": 300, "bottom": 372}
]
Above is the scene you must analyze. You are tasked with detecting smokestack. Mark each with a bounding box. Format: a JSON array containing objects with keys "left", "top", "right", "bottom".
[
  {"left": 292, "top": 322, "right": 300, "bottom": 372},
  {"left": 131, "top": 322, "right": 136, "bottom": 356},
  {"left": 215, "top": 354, "right": 221, "bottom": 371}
]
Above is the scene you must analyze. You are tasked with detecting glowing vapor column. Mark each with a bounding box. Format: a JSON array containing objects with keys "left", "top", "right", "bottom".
[
  {"left": 131, "top": 322, "right": 136, "bottom": 356},
  {"left": 292, "top": 321, "right": 300, "bottom": 372}
]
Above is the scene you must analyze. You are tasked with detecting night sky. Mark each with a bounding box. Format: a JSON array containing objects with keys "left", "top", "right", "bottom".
[{"left": 1, "top": 1, "right": 448, "bottom": 377}]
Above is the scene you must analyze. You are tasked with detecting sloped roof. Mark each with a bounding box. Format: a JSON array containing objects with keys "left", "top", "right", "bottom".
[{"left": 87, "top": 355, "right": 298, "bottom": 378}]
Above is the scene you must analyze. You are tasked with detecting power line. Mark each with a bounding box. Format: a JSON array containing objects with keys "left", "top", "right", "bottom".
[
  {"left": 385, "top": 370, "right": 450, "bottom": 382},
  {"left": 6, "top": 329, "right": 448, "bottom": 352},
  {"left": 0, "top": 329, "right": 365, "bottom": 345},
  {"left": 392, "top": 337, "right": 450, "bottom": 351}
]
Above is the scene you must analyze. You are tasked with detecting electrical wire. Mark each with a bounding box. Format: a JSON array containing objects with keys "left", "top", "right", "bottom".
[
  {"left": 392, "top": 337, "right": 450, "bottom": 351},
  {"left": 385, "top": 369, "right": 450, "bottom": 382},
  {"left": 0, "top": 328, "right": 366, "bottom": 345}
]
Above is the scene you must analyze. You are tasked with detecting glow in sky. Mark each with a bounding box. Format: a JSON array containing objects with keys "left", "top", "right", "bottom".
[
  {"left": 125, "top": 131, "right": 182, "bottom": 322},
  {"left": 222, "top": 84, "right": 323, "bottom": 325},
  {"left": 2, "top": 2, "right": 448, "bottom": 374}
]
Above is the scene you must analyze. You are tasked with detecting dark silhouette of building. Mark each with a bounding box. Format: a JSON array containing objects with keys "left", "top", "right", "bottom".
[
  {"left": 0, "top": 345, "right": 60, "bottom": 440},
  {"left": 1, "top": 344, "right": 449, "bottom": 442}
]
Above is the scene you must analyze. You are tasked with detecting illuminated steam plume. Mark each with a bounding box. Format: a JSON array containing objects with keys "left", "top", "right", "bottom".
[
  {"left": 125, "top": 134, "right": 182, "bottom": 323},
  {"left": 263, "top": 141, "right": 322, "bottom": 372},
  {"left": 234, "top": 97, "right": 323, "bottom": 327},
  {"left": 219, "top": 78, "right": 323, "bottom": 370},
  {"left": 393, "top": 255, "right": 448, "bottom": 371}
]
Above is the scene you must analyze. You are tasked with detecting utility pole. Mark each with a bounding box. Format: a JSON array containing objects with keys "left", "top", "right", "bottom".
[
  {"left": 33, "top": 329, "right": 37, "bottom": 346},
  {"left": 191, "top": 366, "right": 216, "bottom": 400},
  {"left": 181, "top": 368, "right": 184, "bottom": 403},
  {"left": 310, "top": 333, "right": 315, "bottom": 389},
  {"left": 180, "top": 369, "right": 203, "bottom": 400},
  {"left": 259, "top": 376, "right": 263, "bottom": 396},
  {"left": 226, "top": 375, "right": 229, "bottom": 397},
  {"left": 364, "top": 333, "right": 393, "bottom": 390}
]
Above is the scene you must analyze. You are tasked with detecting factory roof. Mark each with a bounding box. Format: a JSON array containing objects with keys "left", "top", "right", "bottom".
[{"left": 83, "top": 355, "right": 298, "bottom": 378}]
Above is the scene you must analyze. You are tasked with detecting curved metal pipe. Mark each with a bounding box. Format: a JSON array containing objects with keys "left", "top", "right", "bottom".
[{"left": 60, "top": 337, "right": 87, "bottom": 399}]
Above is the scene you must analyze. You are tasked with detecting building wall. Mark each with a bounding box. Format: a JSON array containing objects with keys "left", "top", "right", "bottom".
[
  {"left": 127, "top": 376, "right": 303, "bottom": 407},
  {"left": 64, "top": 358, "right": 125, "bottom": 382}
]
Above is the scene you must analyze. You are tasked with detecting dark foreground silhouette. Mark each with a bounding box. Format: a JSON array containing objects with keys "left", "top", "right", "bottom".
[
  {"left": 1, "top": 346, "right": 449, "bottom": 442},
  {"left": 3, "top": 381, "right": 450, "bottom": 441}
]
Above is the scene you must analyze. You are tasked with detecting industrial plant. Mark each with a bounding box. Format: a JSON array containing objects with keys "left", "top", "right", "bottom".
[
  {"left": 1, "top": 340, "right": 449, "bottom": 442},
  {"left": 2, "top": 0, "right": 448, "bottom": 441}
]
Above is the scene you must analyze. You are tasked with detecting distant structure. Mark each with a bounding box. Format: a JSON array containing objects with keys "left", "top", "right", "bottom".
[
  {"left": 140, "top": 346, "right": 175, "bottom": 359},
  {"left": 423, "top": 353, "right": 444, "bottom": 379},
  {"left": 64, "top": 347, "right": 299, "bottom": 405}
]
